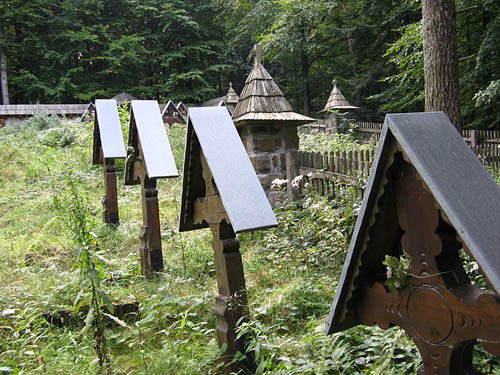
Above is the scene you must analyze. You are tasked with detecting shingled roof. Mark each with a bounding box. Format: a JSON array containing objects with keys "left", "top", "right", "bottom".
[
  {"left": 226, "top": 82, "right": 239, "bottom": 105},
  {"left": 232, "top": 45, "right": 313, "bottom": 126},
  {"left": 321, "top": 80, "right": 358, "bottom": 112},
  {"left": 0, "top": 104, "right": 89, "bottom": 116}
]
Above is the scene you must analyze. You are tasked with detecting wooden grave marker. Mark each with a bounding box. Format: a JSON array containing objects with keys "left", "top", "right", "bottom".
[
  {"left": 161, "top": 100, "right": 186, "bottom": 126},
  {"left": 327, "top": 112, "right": 500, "bottom": 375},
  {"left": 125, "top": 100, "right": 178, "bottom": 278},
  {"left": 179, "top": 107, "right": 278, "bottom": 373},
  {"left": 176, "top": 101, "right": 188, "bottom": 119},
  {"left": 92, "top": 99, "right": 126, "bottom": 225}
]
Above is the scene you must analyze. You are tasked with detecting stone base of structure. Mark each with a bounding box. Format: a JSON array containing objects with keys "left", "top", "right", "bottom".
[{"left": 239, "top": 124, "right": 298, "bottom": 207}]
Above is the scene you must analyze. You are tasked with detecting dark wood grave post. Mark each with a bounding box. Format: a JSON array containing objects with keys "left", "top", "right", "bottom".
[
  {"left": 125, "top": 100, "right": 178, "bottom": 278},
  {"left": 193, "top": 153, "right": 250, "bottom": 361},
  {"left": 161, "top": 100, "right": 186, "bottom": 126},
  {"left": 179, "top": 107, "right": 278, "bottom": 373},
  {"left": 92, "top": 99, "right": 127, "bottom": 225},
  {"left": 327, "top": 112, "right": 500, "bottom": 375}
]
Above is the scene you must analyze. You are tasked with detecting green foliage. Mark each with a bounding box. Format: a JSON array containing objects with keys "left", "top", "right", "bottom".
[
  {"left": 374, "top": 22, "right": 424, "bottom": 113},
  {"left": 52, "top": 171, "right": 113, "bottom": 372},
  {"left": 383, "top": 253, "right": 411, "bottom": 292},
  {"left": 299, "top": 129, "right": 376, "bottom": 153},
  {"left": 2, "top": 114, "right": 500, "bottom": 374}
]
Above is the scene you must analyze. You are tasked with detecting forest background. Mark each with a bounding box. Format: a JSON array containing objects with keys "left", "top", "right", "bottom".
[{"left": 0, "top": 0, "right": 499, "bottom": 128}]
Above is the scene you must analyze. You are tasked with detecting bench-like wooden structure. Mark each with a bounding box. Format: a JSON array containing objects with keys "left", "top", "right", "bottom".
[
  {"left": 327, "top": 112, "right": 500, "bottom": 374},
  {"left": 179, "top": 107, "right": 278, "bottom": 374},
  {"left": 125, "top": 100, "right": 178, "bottom": 277},
  {"left": 92, "top": 99, "right": 126, "bottom": 225}
]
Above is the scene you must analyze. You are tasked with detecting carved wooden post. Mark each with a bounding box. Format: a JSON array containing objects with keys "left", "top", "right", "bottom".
[
  {"left": 179, "top": 107, "right": 277, "bottom": 373},
  {"left": 125, "top": 100, "right": 178, "bottom": 278},
  {"left": 92, "top": 99, "right": 126, "bottom": 225},
  {"left": 102, "top": 158, "right": 119, "bottom": 224},
  {"left": 327, "top": 113, "right": 500, "bottom": 375},
  {"left": 139, "top": 176, "right": 163, "bottom": 276}
]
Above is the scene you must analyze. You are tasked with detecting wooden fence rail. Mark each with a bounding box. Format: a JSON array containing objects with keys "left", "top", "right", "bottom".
[
  {"left": 287, "top": 142, "right": 500, "bottom": 200},
  {"left": 286, "top": 148, "right": 376, "bottom": 201}
]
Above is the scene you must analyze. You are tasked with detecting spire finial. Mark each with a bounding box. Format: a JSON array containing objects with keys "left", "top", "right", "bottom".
[
  {"left": 332, "top": 79, "right": 337, "bottom": 86},
  {"left": 251, "top": 44, "right": 263, "bottom": 66},
  {"left": 229, "top": 82, "right": 233, "bottom": 89}
]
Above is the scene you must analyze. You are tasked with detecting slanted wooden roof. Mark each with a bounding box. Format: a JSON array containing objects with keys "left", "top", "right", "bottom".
[
  {"left": 232, "top": 44, "right": 314, "bottom": 126},
  {"left": 0, "top": 104, "right": 89, "bottom": 116},
  {"left": 326, "top": 112, "right": 500, "bottom": 334},
  {"left": 92, "top": 99, "right": 126, "bottom": 164},
  {"left": 176, "top": 102, "right": 188, "bottom": 116},
  {"left": 161, "top": 100, "right": 176, "bottom": 115},
  {"left": 125, "top": 100, "right": 178, "bottom": 182},
  {"left": 321, "top": 80, "right": 358, "bottom": 112},
  {"left": 179, "top": 107, "right": 278, "bottom": 233}
]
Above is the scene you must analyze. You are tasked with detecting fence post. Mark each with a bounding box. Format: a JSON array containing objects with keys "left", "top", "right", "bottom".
[
  {"left": 286, "top": 150, "right": 299, "bottom": 202},
  {"left": 471, "top": 129, "right": 479, "bottom": 147}
]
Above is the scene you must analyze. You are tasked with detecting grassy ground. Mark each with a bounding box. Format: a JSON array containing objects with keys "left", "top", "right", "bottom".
[{"left": 0, "top": 115, "right": 499, "bottom": 375}]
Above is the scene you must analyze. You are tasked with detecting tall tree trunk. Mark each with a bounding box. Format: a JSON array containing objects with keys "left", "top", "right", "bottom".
[
  {"left": 0, "top": 47, "right": 9, "bottom": 105},
  {"left": 301, "top": 50, "right": 311, "bottom": 115},
  {"left": 422, "top": 0, "right": 462, "bottom": 131}
]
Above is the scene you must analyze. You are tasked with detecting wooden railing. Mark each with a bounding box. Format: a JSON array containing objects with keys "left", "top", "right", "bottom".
[
  {"left": 286, "top": 148, "right": 376, "bottom": 201},
  {"left": 287, "top": 141, "right": 500, "bottom": 200}
]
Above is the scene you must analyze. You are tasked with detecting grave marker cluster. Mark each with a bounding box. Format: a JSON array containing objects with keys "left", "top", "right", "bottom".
[
  {"left": 91, "top": 92, "right": 500, "bottom": 373},
  {"left": 93, "top": 102, "right": 278, "bottom": 372}
]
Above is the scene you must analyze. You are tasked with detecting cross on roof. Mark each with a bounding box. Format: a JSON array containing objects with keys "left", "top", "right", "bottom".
[{"left": 251, "top": 44, "right": 262, "bottom": 66}]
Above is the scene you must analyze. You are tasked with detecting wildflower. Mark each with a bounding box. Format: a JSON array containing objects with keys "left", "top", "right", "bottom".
[
  {"left": 271, "top": 178, "right": 287, "bottom": 190},
  {"left": 291, "top": 175, "right": 305, "bottom": 189}
]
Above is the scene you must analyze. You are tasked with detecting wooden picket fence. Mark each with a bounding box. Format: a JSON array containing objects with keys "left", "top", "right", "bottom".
[
  {"left": 298, "top": 121, "right": 500, "bottom": 176},
  {"left": 287, "top": 142, "right": 500, "bottom": 200},
  {"left": 286, "top": 148, "right": 376, "bottom": 200}
]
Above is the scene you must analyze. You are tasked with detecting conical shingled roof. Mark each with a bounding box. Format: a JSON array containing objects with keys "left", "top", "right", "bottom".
[
  {"left": 226, "top": 82, "right": 239, "bottom": 105},
  {"left": 232, "top": 45, "right": 314, "bottom": 126},
  {"left": 322, "top": 80, "right": 358, "bottom": 112}
]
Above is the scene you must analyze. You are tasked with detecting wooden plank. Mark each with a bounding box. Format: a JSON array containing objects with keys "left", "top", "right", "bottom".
[
  {"left": 95, "top": 99, "right": 126, "bottom": 160},
  {"left": 131, "top": 100, "right": 178, "bottom": 179},
  {"left": 298, "top": 167, "right": 360, "bottom": 185},
  {"left": 181, "top": 107, "right": 278, "bottom": 234}
]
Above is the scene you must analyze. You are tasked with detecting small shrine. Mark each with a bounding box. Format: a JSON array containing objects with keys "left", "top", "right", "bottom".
[
  {"left": 180, "top": 106, "right": 277, "bottom": 374},
  {"left": 224, "top": 82, "right": 239, "bottom": 114},
  {"left": 232, "top": 44, "right": 314, "bottom": 204},
  {"left": 320, "top": 79, "right": 358, "bottom": 133},
  {"left": 327, "top": 112, "right": 500, "bottom": 374},
  {"left": 92, "top": 99, "right": 126, "bottom": 225}
]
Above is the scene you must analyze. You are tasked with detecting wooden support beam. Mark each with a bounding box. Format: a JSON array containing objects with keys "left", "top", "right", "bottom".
[
  {"left": 139, "top": 176, "right": 163, "bottom": 277},
  {"left": 102, "top": 158, "right": 119, "bottom": 225}
]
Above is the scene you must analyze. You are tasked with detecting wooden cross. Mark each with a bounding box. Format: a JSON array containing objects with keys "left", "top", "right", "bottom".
[
  {"left": 125, "top": 100, "right": 178, "bottom": 278},
  {"left": 251, "top": 44, "right": 262, "bottom": 66},
  {"left": 352, "top": 154, "right": 500, "bottom": 375},
  {"left": 92, "top": 99, "right": 126, "bottom": 225},
  {"left": 179, "top": 107, "right": 278, "bottom": 374},
  {"left": 327, "top": 112, "right": 500, "bottom": 375},
  {"left": 192, "top": 151, "right": 254, "bottom": 374}
]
